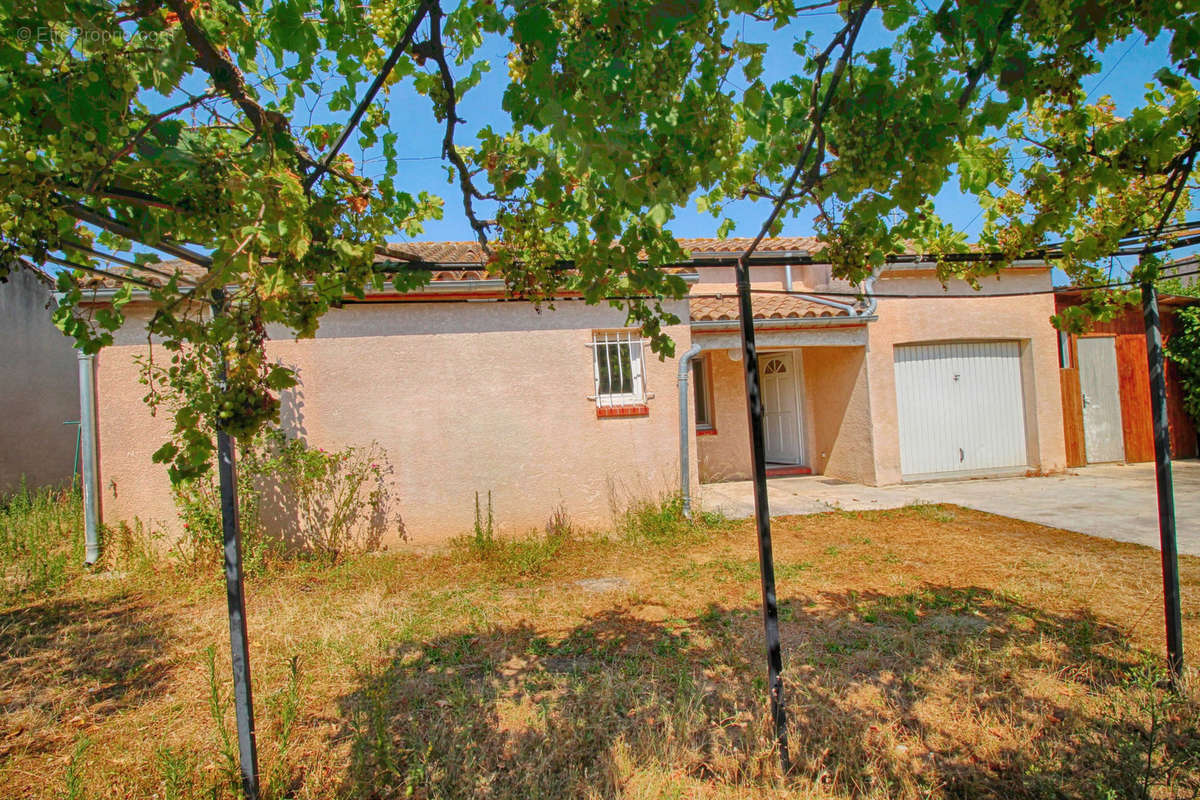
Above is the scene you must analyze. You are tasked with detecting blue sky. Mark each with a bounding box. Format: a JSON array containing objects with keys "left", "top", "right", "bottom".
[{"left": 354, "top": 10, "right": 1178, "bottom": 247}]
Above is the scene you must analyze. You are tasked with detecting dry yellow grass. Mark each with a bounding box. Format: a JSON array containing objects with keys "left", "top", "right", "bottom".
[{"left": 1, "top": 503, "right": 1198, "bottom": 799}]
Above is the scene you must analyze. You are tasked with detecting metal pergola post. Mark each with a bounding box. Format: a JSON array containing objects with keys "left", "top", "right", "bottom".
[
  {"left": 1141, "top": 280, "right": 1185, "bottom": 683},
  {"left": 211, "top": 294, "right": 261, "bottom": 799},
  {"left": 734, "top": 257, "right": 791, "bottom": 771}
]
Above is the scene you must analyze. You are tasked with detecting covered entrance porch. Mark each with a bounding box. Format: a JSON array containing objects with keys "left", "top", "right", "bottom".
[{"left": 689, "top": 320, "right": 875, "bottom": 486}]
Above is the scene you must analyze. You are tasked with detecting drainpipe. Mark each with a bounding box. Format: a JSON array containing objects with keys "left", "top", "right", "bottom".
[
  {"left": 791, "top": 292, "right": 858, "bottom": 315},
  {"left": 779, "top": 262, "right": 859, "bottom": 315},
  {"left": 858, "top": 265, "right": 883, "bottom": 317},
  {"left": 76, "top": 350, "right": 100, "bottom": 565},
  {"left": 677, "top": 342, "right": 703, "bottom": 516}
]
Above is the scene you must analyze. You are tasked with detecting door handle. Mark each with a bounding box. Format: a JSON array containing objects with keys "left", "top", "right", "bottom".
[{"left": 959, "top": 447, "right": 964, "bottom": 462}]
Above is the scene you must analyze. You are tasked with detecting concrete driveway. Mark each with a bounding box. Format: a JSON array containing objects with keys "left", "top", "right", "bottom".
[{"left": 699, "top": 460, "right": 1200, "bottom": 556}]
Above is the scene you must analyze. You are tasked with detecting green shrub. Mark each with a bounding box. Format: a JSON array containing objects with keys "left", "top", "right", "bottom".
[
  {"left": 1091, "top": 660, "right": 1200, "bottom": 799},
  {"left": 61, "top": 735, "right": 90, "bottom": 800},
  {"left": 172, "top": 429, "right": 402, "bottom": 571},
  {"left": 204, "top": 644, "right": 242, "bottom": 796},
  {"left": 0, "top": 482, "right": 82, "bottom": 598},
  {"left": 471, "top": 490, "right": 495, "bottom": 553},
  {"left": 154, "top": 745, "right": 200, "bottom": 800},
  {"left": 264, "top": 655, "right": 303, "bottom": 797},
  {"left": 172, "top": 456, "right": 270, "bottom": 575},
  {"left": 1166, "top": 304, "right": 1200, "bottom": 425},
  {"left": 245, "top": 429, "right": 401, "bottom": 559}
]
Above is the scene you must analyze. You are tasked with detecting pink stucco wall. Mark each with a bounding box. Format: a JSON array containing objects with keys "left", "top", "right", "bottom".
[
  {"left": 802, "top": 346, "right": 876, "bottom": 482},
  {"left": 695, "top": 349, "right": 751, "bottom": 482},
  {"left": 96, "top": 299, "right": 697, "bottom": 548}
]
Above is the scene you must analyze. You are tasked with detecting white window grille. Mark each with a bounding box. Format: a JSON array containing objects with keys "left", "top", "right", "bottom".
[{"left": 589, "top": 330, "right": 647, "bottom": 406}]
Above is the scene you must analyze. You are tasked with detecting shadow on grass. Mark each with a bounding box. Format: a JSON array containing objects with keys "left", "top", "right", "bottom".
[
  {"left": 333, "top": 584, "right": 1198, "bottom": 799},
  {"left": 0, "top": 593, "right": 170, "bottom": 756}
]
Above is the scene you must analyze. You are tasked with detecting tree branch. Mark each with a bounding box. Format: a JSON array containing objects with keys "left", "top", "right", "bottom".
[
  {"left": 955, "top": 3, "right": 1020, "bottom": 110},
  {"left": 164, "top": 0, "right": 292, "bottom": 146},
  {"left": 45, "top": 254, "right": 157, "bottom": 289},
  {"left": 742, "top": 0, "right": 874, "bottom": 262},
  {"left": 304, "top": 1, "right": 432, "bottom": 190},
  {"left": 55, "top": 179, "right": 191, "bottom": 214},
  {"left": 91, "top": 89, "right": 217, "bottom": 187},
  {"left": 56, "top": 196, "right": 214, "bottom": 268},
  {"left": 1144, "top": 145, "right": 1199, "bottom": 254},
  {"left": 160, "top": 0, "right": 357, "bottom": 185},
  {"left": 61, "top": 240, "right": 198, "bottom": 285},
  {"left": 427, "top": 2, "right": 492, "bottom": 253}
]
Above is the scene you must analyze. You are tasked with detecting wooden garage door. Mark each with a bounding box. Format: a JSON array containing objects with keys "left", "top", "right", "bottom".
[{"left": 894, "top": 341, "right": 1030, "bottom": 478}]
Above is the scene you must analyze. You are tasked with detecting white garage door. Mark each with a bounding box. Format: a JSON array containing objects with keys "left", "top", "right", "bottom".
[{"left": 894, "top": 341, "right": 1030, "bottom": 478}]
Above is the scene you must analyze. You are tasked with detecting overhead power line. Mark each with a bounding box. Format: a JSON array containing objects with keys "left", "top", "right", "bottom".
[{"left": 319, "top": 266, "right": 1200, "bottom": 308}]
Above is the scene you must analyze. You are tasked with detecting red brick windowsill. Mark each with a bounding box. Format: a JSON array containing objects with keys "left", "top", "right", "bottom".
[
  {"left": 696, "top": 427, "right": 718, "bottom": 436},
  {"left": 596, "top": 404, "right": 649, "bottom": 418}
]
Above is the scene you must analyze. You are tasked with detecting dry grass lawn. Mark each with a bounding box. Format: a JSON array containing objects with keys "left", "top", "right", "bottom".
[{"left": 2, "top": 502, "right": 1198, "bottom": 799}]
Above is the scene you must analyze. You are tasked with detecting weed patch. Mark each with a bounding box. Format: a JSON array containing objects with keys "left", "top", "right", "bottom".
[
  {"left": 618, "top": 493, "right": 712, "bottom": 546},
  {"left": 0, "top": 483, "right": 82, "bottom": 598}
]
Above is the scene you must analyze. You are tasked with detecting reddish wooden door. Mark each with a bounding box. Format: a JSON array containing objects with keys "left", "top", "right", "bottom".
[{"left": 1115, "top": 334, "right": 1155, "bottom": 463}]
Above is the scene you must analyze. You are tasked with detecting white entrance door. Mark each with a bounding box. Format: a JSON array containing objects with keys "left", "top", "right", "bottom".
[
  {"left": 762, "top": 352, "right": 805, "bottom": 464},
  {"left": 1077, "top": 336, "right": 1125, "bottom": 463},
  {"left": 893, "top": 341, "right": 1029, "bottom": 478}
]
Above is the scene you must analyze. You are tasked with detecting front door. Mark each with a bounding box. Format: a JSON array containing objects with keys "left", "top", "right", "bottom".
[
  {"left": 1077, "top": 336, "right": 1125, "bottom": 463},
  {"left": 761, "top": 352, "right": 805, "bottom": 464}
]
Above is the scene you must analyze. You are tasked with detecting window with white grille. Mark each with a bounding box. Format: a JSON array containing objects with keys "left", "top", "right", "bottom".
[
  {"left": 691, "top": 356, "right": 713, "bottom": 429},
  {"left": 590, "top": 330, "right": 647, "bottom": 406}
]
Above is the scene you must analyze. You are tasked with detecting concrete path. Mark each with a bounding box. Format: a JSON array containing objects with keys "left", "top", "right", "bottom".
[{"left": 698, "top": 461, "right": 1200, "bottom": 556}]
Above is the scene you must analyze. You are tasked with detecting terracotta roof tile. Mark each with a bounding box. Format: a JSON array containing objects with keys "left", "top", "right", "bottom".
[
  {"left": 384, "top": 241, "right": 489, "bottom": 265},
  {"left": 676, "top": 236, "right": 820, "bottom": 255},
  {"left": 690, "top": 287, "right": 851, "bottom": 321}
]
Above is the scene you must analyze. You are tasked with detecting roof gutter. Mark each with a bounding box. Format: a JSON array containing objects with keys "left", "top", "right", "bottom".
[{"left": 690, "top": 315, "right": 875, "bottom": 331}]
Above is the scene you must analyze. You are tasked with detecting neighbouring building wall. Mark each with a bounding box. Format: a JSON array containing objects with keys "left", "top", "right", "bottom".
[
  {"left": 95, "top": 299, "right": 696, "bottom": 548},
  {"left": 0, "top": 269, "right": 79, "bottom": 492},
  {"left": 865, "top": 267, "right": 1068, "bottom": 485}
]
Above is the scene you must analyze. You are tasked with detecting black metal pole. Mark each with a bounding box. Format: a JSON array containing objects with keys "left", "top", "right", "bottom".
[
  {"left": 1141, "top": 280, "right": 1185, "bottom": 683},
  {"left": 212, "top": 295, "right": 261, "bottom": 799},
  {"left": 734, "top": 258, "right": 791, "bottom": 771}
]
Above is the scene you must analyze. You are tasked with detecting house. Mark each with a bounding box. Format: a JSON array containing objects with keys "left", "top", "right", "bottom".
[
  {"left": 1055, "top": 290, "right": 1198, "bottom": 466},
  {"left": 79, "top": 237, "right": 1068, "bottom": 547},
  {"left": 686, "top": 239, "right": 1065, "bottom": 486},
  {"left": 0, "top": 267, "right": 81, "bottom": 492}
]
